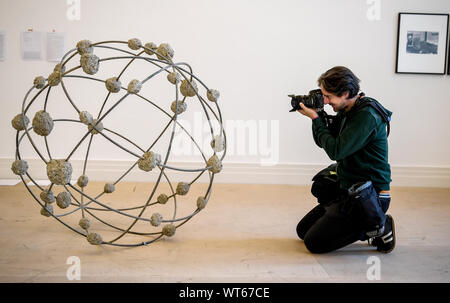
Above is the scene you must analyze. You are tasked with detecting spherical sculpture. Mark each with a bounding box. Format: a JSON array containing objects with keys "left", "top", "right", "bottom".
[
  {"left": 34, "top": 76, "right": 46, "bottom": 89},
  {"left": 176, "top": 182, "right": 190, "bottom": 195},
  {"left": 46, "top": 160, "right": 72, "bottom": 185},
  {"left": 77, "top": 39, "right": 93, "bottom": 55},
  {"left": 150, "top": 213, "right": 163, "bottom": 227},
  {"left": 41, "top": 204, "right": 53, "bottom": 217},
  {"left": 170, "top": 100, "right": 187, "bottom": 115},
  {"left": 167, "top": 72, "right": 181, "bottom": 84},
  {"left": 79, "top": 218, "right": 91, "bottom": 229},
  {"left": 79, "top": 111, "right": 93, "bottom": 125},
  {"left": 56, "top": 192, "right": 71, "bottom": 209},
  {"left": 11, "top": 114, "right": 30, "bottom": 131},
  {"left": 157, "top": 193, "right": 168, "bottom": 204},
  {"left": 127, "top": 79, "right": 142, "bottom": 94},
  {"left": 144, "top": 42, "right": 157, "bottom": 55},
  {"left": 32, "top": 110, "right": 54, "bottom": 136},
  {"left": 156, "top": 43, "right": 174, "bottom": 61},
  {"left": 104, "top": 183, "right": 115, "bottom": 193},
  {"left": 211, "top": 135, "right": 225, "bottom": 153},
  {"left": 88, "top": 119, "right": 104, "bottom": 134},
  {"left": 87, "top": 232, "right": 102, "bottom": 245},
  {"left": 207, "top": 89, "right": 220, "bottom": 102},
  {"left": 162, "top": 224, "right": 176, "bottom": 237},
  {"left": 197, "top": 196, "right": 208, "bottom": 210},
  {"left": 48, "top": 71, "right": 61, "bottom": 86},
  {"left": 105, "top": 77, "right": 121, "bottom": 93},
  {"left": 128, "top": 38, "right": 142, "bottom": 50},
  {"left": 11, "top": 160, "right": 28, "bottom": 175},
  {"left": 138, "top": 151, "right": 161, "bottom": 172},
  {"left": 180, "top": 79, "right": 198, "bottom": 97},
  {"left": 12, "top": 38, "right": 226, "bottom": 247},
  {"left": 80, "top": 53, "right": 99, "bottom": 75},
  {"left": 77, "top": 175, "right": 89, "bottom": 188},
  {"left": 40, "top": 189, "right": 55, "bottom": 204}
]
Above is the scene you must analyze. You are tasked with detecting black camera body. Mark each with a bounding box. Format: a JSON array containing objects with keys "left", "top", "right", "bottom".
[{"left": 289, "top": 89, "right": 324, "bottom": 112}]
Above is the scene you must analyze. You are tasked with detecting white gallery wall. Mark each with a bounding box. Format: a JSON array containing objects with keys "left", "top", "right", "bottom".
[{"left": 0, "top": 0, "right": 449, "bottom": 187}]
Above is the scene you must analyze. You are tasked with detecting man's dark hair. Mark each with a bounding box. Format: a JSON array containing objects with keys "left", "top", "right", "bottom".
[{"left": 317, "top": 66, "right": 360, "bottom": 98}]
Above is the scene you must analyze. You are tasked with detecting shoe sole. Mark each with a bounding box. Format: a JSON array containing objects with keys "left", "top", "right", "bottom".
[{"left": 379, "top": 214, "right": 396, "bottom": 253}]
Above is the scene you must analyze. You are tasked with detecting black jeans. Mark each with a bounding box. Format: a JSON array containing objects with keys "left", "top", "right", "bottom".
[{"left": 297, "top": 191, "right": 391, "bottom": 254}]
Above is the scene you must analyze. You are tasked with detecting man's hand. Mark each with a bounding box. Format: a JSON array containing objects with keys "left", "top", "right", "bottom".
[{"left": 297, "top": 103, "right": 319, "bottom": 120}]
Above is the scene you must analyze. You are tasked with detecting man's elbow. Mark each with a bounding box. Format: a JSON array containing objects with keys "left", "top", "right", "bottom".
[{"left": 325, "top": 150, "right": 344, "bottom": 161}]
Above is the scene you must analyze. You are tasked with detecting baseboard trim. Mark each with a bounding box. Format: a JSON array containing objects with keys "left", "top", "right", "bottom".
[{"left": 1, "top": 158, "right": 449, "bottom": 188}]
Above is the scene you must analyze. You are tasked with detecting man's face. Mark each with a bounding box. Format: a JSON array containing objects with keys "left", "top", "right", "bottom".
[{"left": 320, "top": 85, "right": 350, "bottom": 112}]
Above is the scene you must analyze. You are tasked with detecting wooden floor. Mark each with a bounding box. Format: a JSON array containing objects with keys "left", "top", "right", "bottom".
[{"left": 0, "top": 181, "right": 449, "bottom": 282}]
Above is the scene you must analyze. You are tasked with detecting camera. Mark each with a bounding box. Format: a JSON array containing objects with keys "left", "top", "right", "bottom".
[{"left": 288, "top": 89, "right": 324, "bottom": 112}]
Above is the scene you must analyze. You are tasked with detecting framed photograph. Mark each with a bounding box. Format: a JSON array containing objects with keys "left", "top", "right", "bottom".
[{"left": 395, "top": 13, "right": 449, "bottom": 74}]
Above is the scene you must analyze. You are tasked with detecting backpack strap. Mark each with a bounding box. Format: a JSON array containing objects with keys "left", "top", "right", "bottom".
[{"left": 353, "top": 95, "right": 391, "bottom": 137}]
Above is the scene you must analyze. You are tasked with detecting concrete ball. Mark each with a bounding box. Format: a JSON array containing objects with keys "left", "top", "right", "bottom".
[
  {"left": 105, "top": 77, "right": 121, "bottom": 93},
  {"left": 11, "top": 114, "right": 30, "bottom": 131},
  {"left": 80, "top": 53, "right": 99, "bottom": 75},
  {"left": 32, "top": 110, "right": 54, "bottom": 136},
  {"left": 11, "top": 160, "right": 28, "bottom": 175},
  {"left": 40, "top": 204, "right": 54, "bottom": 217},
  {"left": 87, "top": 232, "right": 102, "bottom": 245},
  {"left": 77, "top": 40, "right": 93, "bottom": 55},
  {"left": 46, "top": 159, "right": 72, "bottom": 185},
  {"left": 162, "top": 224, "right": 176, "bottom": 237},
  {"left": 180, "top": 79, "right": 198, "bottom": 97},
  {"left": 48, "top": 71, "right": 61, "bottom": 86},
  {"left": 54, "top": 63, "right": 66, "bottom": 73},
  {"left": 156, "top": 43, "right": 174, "bottom": 61},
  {"left": 170, "top": 100, "right": 187, "bottom": 115},
  {"left": 40, "top": 189, "right": 55, "bottom": 204},
  {"left": 167, "top": 72, "right": 181, "bottom": 84},
  {"left": 77, "top": 175, "right": 89, "bottom": 188},
  {"left": 207, "top": 89, "right": 220, "bottom": 102},
  {"left": 104, "top": 183, "right": 115, "bottom": 193},
  {"left": 150, "top": 213, "right": 163, "bottom": 227},
  {"left": 88, "top": 119, "right": 104, "bottom": 134},
  {"left": 144, "top": 42, "right": 157, "bottom": 55},
  {"left": 128, "top": 38, "right": 142, "bottom": 50},
  {"left": 79, "top": 218, "right": 90, "bottom": 230},
  {"left": 79, "top": 111, "right": 93, "bottom": 125},
  {"left": 56, "top": 192, "right": 71, "bottom": 209},
  {"left": 210, "top": 135, "right": 225, "bottom": 153},
  {"left": 33, "top": 76, "right": 46, "bottom": 89},
  {"left": 127, "top": 79, "right": 142, "bottom": 94},
  {"left": 138, "top": 151, "right": 161, "bottom": 172},
  {"left": 207, "top": 154, "right": 222, "bottom": 173},
  {"left": 176, "top": 182, "right": 190, "bottom": 195},
  {"left": 197, "top": 196, "right": 208, "bottom": 210},
  {"left": 157, "top": 193, "right": 168, "bottom": 204}
]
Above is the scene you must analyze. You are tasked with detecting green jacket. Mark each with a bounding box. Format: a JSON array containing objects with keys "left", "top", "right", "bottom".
[{"left": 312, "top": 97, "right": 392, "bottom": 191}]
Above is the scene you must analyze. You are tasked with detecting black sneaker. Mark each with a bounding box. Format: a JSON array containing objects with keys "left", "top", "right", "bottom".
[{"left": 373, "top": 214, "right": 396, "bottom": 253}]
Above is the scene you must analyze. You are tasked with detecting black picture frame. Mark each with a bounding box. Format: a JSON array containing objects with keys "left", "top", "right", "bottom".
[
  {"left": 395, "top": 12, "right": 449, "bottom": 75},
  {"left": 448, "top": 29, "right": 450, "bottom": 75}
]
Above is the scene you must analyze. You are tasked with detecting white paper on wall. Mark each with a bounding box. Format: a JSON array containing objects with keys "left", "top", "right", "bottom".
[
  {"left": 0, "top": 31, "right": 5, "bottom": 61},
  {"left": 46, "top": 32, "right": 66, "bottom": 62},
  {"left": 21, "top": 31, "right": 44, "bottom": 60}
]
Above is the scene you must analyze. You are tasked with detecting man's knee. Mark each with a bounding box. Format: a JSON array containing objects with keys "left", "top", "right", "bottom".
[
  {"left": 303, "top": 233, "right": 331, "bottom": 254},
  {"left": 296, "top": 221, "right": 307, "bottom": 240},
  {"left": 296, "top": 205, "right": 327, "bottom": 240}
]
